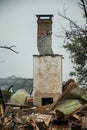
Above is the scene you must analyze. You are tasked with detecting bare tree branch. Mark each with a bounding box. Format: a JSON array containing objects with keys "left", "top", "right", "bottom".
[
  {"left": 81, "top": 0, "right": 87, "bottom": 20},
  {"left": 0, "top": 45, "right": 19, "bottom": 54},
  {"left": 57, "top": 10, "right": 87, "bottom": 41},
  {"left": 57, "top": 0, "right": 87, "bottom": 82},
  {"left": 57, "top": 11, "right": 83, "bottom": 30}
]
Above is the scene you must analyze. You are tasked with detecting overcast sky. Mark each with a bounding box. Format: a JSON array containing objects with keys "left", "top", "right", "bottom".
[{"left": 0, "top": 0, "right": 84, "bottom": 81}]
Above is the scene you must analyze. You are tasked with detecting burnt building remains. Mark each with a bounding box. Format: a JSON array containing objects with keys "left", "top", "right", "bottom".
[{"left": 33, "top": 15, "right": 63, "bottom": 106}]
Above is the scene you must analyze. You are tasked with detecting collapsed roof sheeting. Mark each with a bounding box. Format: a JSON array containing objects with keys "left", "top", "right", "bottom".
[
  {"left": 51, "top": 80, "right": 87, "bottom": 119},
  {"left": 55, "top": 99, "right": 83, "bottom": 115}
]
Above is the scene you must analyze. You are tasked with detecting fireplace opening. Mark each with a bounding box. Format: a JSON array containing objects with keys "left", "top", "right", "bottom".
[{"left": 42, "top": 97, "right": 53, "bottom": 106}]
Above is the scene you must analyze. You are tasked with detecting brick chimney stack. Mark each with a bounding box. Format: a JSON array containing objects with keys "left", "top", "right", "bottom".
[
  {"left": 33, "top": 15, "right": 62, "bottom": 106},
  {"left": 36, "top": 15, "right": 53, "bottom": 55}
]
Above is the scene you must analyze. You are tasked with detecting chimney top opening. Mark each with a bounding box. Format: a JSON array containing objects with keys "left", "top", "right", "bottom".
[
  {"left": 36, "top": 14, "right": 53, "bottom": 20},
  {"left": 39, "top": 16, "right": 50, "bottom": 19}
]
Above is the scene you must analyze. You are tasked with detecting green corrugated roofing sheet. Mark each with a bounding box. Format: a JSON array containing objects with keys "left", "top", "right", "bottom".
[
  {"left": 63, "top": 86, "right": 87, "bottom": 101},
  {"left": 54, "top": 99, "right": 83, "bottom": 115},
  {"left": 54, "top": 85, "right": 87, "bottom": 116}
]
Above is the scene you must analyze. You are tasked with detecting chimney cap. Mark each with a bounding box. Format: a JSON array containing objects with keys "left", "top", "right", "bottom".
[{"left": 36, "top": 14, "right": 53, "bottom": 18}]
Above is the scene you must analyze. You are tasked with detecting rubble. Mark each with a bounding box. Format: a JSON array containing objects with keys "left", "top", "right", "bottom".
[{"left": 0, "top": 79, "right": 87, "bottom": 130}]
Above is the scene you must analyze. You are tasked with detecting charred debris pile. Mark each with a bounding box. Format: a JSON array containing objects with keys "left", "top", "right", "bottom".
[{"left": 0, "top": 79, "right": 87, "bottom": 130}]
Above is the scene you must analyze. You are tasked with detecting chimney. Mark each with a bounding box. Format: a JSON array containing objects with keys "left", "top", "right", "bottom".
[
  {"left": 33, "top": 15, "right": 63, "bottom": 106},
  {"left": 36, "top": 15, "right": 53, "bottom": 55}
]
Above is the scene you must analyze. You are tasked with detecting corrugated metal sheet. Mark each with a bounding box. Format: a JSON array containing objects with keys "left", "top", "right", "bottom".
[
  {"left": 54, "top": 99, "right": 83, "bottom": 115},
  {"left": 53, "top": 82, "right": 87, "bottom": 117}
]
